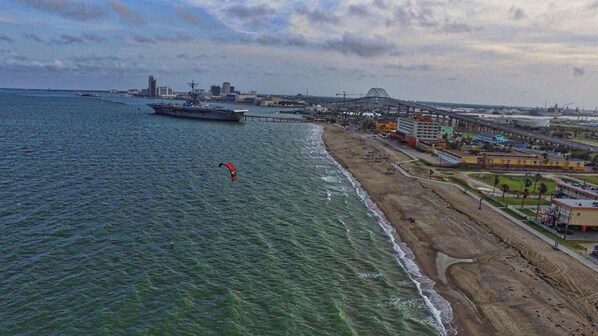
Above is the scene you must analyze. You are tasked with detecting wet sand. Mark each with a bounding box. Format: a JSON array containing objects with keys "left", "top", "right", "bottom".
[{"left": 322, "top": 124, "right": 598, "bottom": 336}]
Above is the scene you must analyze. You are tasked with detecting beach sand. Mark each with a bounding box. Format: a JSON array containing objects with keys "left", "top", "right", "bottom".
[{"left": 322, "top": 124, "right": 598, "bottom": 336}]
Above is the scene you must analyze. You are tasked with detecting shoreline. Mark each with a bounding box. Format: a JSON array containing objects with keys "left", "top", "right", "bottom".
[
  {"left": 321, "top": 124, "right": 598, "bottom": 336},
  {"left": 325, "top": 143, "right": 455, "bottom": 335}
]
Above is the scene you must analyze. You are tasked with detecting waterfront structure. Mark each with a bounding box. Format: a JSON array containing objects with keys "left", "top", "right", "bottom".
[
  {"left": 553, "top": 182, "right": 598, "bottom": 200},
  {"left": 222, "top": 82, "right": 231, "bottom": 95},
  {"left": 551, "top": 199, "right": 598, "bottom": 232},
  {"left": 376, "top": 122, "right": 397, "bottom": 134},
  {"left": 157, "top": 86, "right": 175, "bottom": 99},
  {"left": 210, "top": 85, "right": 221, "bottom": 97},
  {"left": 481, "top": 153, "right": 584, "bottom": 170},
  {"left": 440, "top": 126, "right": 454, "bottom": 136},
  {"left": 473, "top": 132, "right": 509, "bottom": 144},
  {"left": 509, "top": 118, "right": 550, "bottom": 128},
  {"left": 397, "top": 115, "right": 441, "bottom": 143},
  {"left": 148, "top": 75, "right": 157, "bottom": 97},
  {"left": 435, "top": 149, "right": 478, "bottom": 165},
  {"left": 433, "top": 149, "right": 586, "bottom": 170}
]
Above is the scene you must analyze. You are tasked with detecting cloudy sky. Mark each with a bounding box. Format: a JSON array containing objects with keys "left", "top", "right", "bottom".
[{"left": 1, "top": 0, "right": 597, "bottom": 108}]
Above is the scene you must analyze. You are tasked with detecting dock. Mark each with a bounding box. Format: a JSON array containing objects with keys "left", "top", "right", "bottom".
[{"left": 243, "top": 115, "right": 324, "bottom": 123}]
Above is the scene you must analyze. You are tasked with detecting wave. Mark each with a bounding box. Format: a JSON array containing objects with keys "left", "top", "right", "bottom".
[{"left": 314, "top": 125, "right": 456, "bottom": 336}]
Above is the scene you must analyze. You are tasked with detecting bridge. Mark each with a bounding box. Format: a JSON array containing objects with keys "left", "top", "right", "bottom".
[{"left": 334, "top": 88, "right": 598, "bottom": 152}]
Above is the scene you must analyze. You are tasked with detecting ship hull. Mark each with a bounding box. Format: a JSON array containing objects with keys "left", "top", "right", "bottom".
[{"left": 148, "top": 104, "right": 246, "bottom": 122}]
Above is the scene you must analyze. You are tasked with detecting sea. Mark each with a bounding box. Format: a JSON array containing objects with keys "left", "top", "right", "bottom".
[{"left": 0, "top": 90, "right": 453, "bottom": 335}]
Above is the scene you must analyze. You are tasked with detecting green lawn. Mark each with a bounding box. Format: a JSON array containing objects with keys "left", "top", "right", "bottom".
[
  {"left": 522, "top": 209, "right": 537, "bottom": 217},
  {"left": 473, "top": 173, "right": 556, "bottom": 195},
  {"left": 498, "top": 197, "right": 551, "bottom": 206},
  {"left": 567, "top": 175, "right": 598, "bottom": 185}
]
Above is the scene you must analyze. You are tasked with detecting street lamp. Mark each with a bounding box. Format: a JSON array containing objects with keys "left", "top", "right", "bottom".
[{"left": 478, "top": 192, "right": 483, "bottom": 210}]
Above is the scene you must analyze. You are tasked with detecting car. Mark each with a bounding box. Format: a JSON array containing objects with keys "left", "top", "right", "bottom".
[{"left": 404, "top": 216, "right": 415, "bottom": 222}]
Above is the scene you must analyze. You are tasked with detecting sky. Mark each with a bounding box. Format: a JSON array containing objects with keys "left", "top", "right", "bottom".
[{"left": 1, "top": 0, "right": 598, "bottom": 108}]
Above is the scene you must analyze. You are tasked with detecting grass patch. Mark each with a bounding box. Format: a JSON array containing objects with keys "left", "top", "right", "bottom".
[
  {"left": 503, "top": 208, "right": 526, "bottom": 220},
  {"left": 471, "top": 173, "right": 556, "bottom": 195},
  {"left": 522, "top": 209, "right": 536, "bottom": 217},
  {"left": 499, "top": 197, "right": 551, "bottom": 206},
  {"left": 567, "top": 174, "right": 598, "bottom": 185}
]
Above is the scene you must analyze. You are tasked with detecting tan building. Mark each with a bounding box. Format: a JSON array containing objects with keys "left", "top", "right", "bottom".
[
  {"left": 551, "top": 199, "right": 598, "bottom": 232},
  {"left": 481, "top": 153, "right": 585, "bottom": 171}
]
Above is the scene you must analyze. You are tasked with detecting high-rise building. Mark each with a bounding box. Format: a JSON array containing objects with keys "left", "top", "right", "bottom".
[
  {"left": 222, "top": 82, "right": 231, "bottom": 95},
  {"left": 229, "top": 86, "right": 235, "bottom": 94},
  {"left": 210, "top": 85, "right": 221, "bottom": 96},
  {"left": 148, "top": 75, "right": 157, "bottom": 97}
]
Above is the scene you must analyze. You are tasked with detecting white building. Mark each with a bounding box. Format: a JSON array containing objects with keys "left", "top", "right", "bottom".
[
  {"left": 158, "top": 86, "right": 175, "bottom": 99},
  {"left": 397, "top": 116, "right": 441, "bottom": 142}
]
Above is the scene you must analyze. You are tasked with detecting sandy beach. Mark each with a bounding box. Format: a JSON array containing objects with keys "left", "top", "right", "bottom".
[{"left": 322, "top": 124, "right": 598, "bottom": 336}]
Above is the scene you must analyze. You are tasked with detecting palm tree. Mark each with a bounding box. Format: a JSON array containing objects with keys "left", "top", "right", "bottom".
[
  {"left": 533, "top": 173, "right": 542, "bottom": 193},
  {"left": 492, "top": 175, "right": 500, "bottom": 197},
  {"left": 524, "top": 178, "right": 533, "bottom": 195},
  {"left": 501, "top": 184, "right": 510, "bottom": 204},
  {"left": 535, "top": 183, "right": 548, "bottom": 222},
  {"left": 521, "top": 188, "right": 530, "bottom": 209}
]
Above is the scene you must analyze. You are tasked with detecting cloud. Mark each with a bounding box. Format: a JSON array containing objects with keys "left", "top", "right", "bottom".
[
  {"left": 255, "top": 34, "right": 308, "bottom": 47},
  {"left": 23, "top": 33, "right": 44, "bottom": 42},
  {"left": 373, "top": 0, "right": 390, "bottom": 10},
  {"left": 347, "top": 4, "right": 370, "bottom": 17},
  {"left": 108, "top": 0, "right": 145, "bottom": 25},
  {"left": 71, "top": 55, "right": 121, "bottom": 62},
  {"left": 0, "top": 34, "right": 14, "bottom": 43},
  {"left": 225, "top": 4, "right": 275, "bottom": 19},
  {"left": 508, "top": 6, "right": 526, "bottom": 20},
  {"left": 174, "top": 6, "right": 199, "bottom": 25},
  {"left": 155, "top": 34, "right": 193, "bottom": 42},
  {"left": 177, "top": 54, "right": 210, "bottom": 60},
  {"left": 387, "top": 63, "right": 432, "bottom": 71},
  {"left": 573, "top": 67, "right": 585, "bottom": 76},
  {"left": 325, "top": 32, "right": 397, "bottom": 57},
  {"left": 438, "top": 22, "right": 480, "bottom": 34},
  {"left": 50, "top": 34, "right": 84, "bottom": 45},
  {"left": 21, "top": 0, "right": 106, "bottom": 21},
  {"left": 131, "top": 33, "right": 155, "bottom": 44},
  {"left": 295, "top": 6, "right": 340, "bottom": 24},
  {"left": 388, "top": 3, "right": 437, "bottom": 27},
  {"left": 82, "top": 33, "right": 107, "bottom": 42}
]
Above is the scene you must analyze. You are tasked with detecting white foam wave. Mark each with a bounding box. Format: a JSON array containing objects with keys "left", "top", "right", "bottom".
[
  {"left": 314, "top": 125, "right": 456, "bottom": 336},
  {"left": 358, "top": 272, "right": 382, "bottom": 279}
]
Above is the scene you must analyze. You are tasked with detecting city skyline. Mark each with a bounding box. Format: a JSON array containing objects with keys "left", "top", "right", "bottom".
[{"left": 1, "top": 1, "right": 598, "bottom": 108}]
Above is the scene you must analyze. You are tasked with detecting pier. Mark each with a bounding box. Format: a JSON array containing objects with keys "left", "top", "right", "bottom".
[{"left": 243, "top": 115, "right": 321, "bottom": 123}]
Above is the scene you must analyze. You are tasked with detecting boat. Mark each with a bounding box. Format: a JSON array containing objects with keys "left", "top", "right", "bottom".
[
  {"left": 148, "top": 81, "right": 247, "bottom": 122},
  {"left": 76, "top": 92, "right": 100, "bottom": 97}
]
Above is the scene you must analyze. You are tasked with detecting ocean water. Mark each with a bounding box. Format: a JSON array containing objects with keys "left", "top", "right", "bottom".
[{"left": 0, "top": 90, "right": 451, "bottom": 335}]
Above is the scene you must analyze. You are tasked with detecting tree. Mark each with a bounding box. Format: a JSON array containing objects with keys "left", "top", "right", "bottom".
[
  {"left": 542, "top": 152, "right": 549, "bottom": 164},
  {"left": 533, "top": 173, "right": 542, "bottom": 193},
  {"left": 501, "top": 184, "right": 510, "bottom": 203},
  {"left": 521, "top": 188, "right": 530, "bottom": 209},
  {"left": 535, "top": 183, "right": 548, "bottom": 222},
  {"left": 492, "top": 175, "right": 500, "bottom": 197}
]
